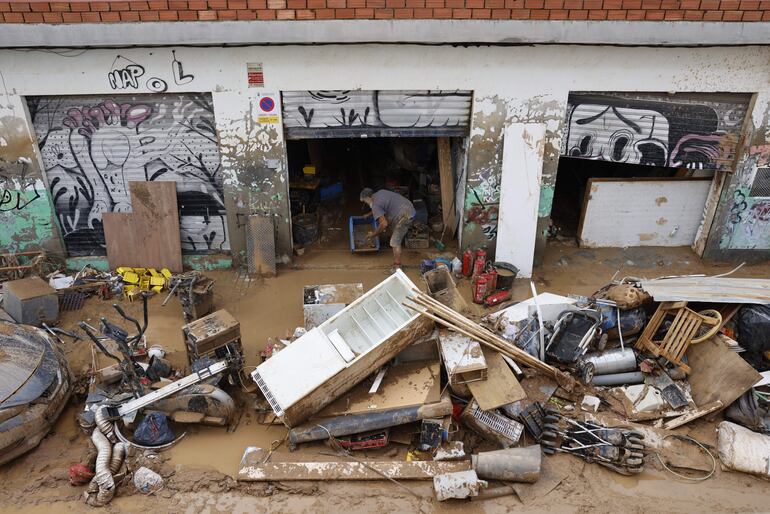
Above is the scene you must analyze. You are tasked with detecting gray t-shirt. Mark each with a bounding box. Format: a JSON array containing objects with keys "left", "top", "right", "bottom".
[{"left": 371, "top": 189, "right": 416, "bottom": 223}]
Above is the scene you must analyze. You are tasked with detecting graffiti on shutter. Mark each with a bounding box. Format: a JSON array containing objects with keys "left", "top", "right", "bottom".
[
  {"left": 282, "top": 90, "right": 472, "bottom": 139},
  {"left": 27, "top": 93, "right": 229, "bottom": 256},
  {"left": 561, "top": 92, "right": 750, "bottom": 172}
]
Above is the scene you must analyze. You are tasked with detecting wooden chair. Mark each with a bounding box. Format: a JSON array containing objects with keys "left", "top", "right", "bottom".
[{"left": 635, "top": 301, "right": 722, "bottom": 374}]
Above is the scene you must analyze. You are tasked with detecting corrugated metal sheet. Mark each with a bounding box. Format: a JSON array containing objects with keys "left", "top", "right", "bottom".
[
  {"left": 27, "top": 94, "right": 229, "bottom": 256},
  {"left": 562, "top": 92, "right": 751, "bottom": 172},
  {"left": 282, "top": 90, "right": 472, "bottom": 139}
]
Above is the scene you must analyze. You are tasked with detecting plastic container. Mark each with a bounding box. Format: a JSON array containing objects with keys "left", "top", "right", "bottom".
[{"left": 349, "top": 216, "right": 380, "bottom": 253}]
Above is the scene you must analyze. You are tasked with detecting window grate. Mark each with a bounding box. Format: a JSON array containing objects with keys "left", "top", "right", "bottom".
[{"left": 749, "top": 167, "right": 770, "bottom": 197}]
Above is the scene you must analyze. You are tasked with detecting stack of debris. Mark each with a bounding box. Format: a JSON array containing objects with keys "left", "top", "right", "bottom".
[{"left": 238, "top": 267, "right": 770, "bottom": 501}]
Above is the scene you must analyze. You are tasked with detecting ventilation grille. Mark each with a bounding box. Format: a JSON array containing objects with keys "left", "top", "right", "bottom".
[
  {"left": 252, "top": 370, "right": 284, "bottom": 417},
  {"left": 246, "top": 215, "right": 276, "bottom": 276},
  {"left": 749, "top": 167, "right": 770, "bottom": 197},
  {"left": 468, "top": 401, "right": 524, "bottom": 444}
]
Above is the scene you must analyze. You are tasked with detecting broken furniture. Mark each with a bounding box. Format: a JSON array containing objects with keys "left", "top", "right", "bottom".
[
  {"left": 0, "top": 250, "right": 45, "bottom": 283},
  {"left": 252, "top": 270, "right": 433, "bottom": 427},
  {"left": 102, "top": 181, "right": 183, "bottom": 272},
  {"left": 182, "top": 309, "right": 247, "bottom": 387},
  {"left": 439, "top": 330, "right": 487, "bottom": 386},
  {"left": 3, "top": 276, "right": 58, "bottom": 326},
  {"left": 165, "top": 271, "right": 215, "bottom": 322},
  {"left": 635, "top": 301, "right": 722, "bottom": 374},
  {"left": 423, "top": 266, "right": 468, "bottom": 314},
  {"left": 303, "top": 283, "right": 364, "bottom": 329}
]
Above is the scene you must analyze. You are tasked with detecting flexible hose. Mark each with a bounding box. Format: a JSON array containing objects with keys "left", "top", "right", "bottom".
[
  {"left": 95, "top": 406, "right": 115, "bottom": 442},
  {"left": 109, "top": 442, "right": 127, "bottom": 475},
  {"left": 86, "top": 427, "right": 116, "bottom": 506}
]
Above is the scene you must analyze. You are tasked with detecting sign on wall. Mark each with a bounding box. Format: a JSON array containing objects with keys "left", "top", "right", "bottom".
[{"left": 247, "top": 63, "right": 264, "bottom": 88}]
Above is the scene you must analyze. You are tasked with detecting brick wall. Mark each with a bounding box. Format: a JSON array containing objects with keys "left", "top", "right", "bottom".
[{"left": 1, "top": 0, "right": 768, "bottom": 22}]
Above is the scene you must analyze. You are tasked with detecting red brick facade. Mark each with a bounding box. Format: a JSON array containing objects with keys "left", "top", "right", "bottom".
[{"left": 1, "top": 0, "right": 768, "bottom": 22}]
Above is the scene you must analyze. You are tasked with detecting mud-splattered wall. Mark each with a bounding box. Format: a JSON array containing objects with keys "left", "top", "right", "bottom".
[
  {"left": 462, "top": 95, "right": 565, "bottom": 260},
  {"left": 0, "top": 98, "right": 60, "bottom": 254},
  {"left": 214, "top": 90, "right": 291, "bottom": 265}
]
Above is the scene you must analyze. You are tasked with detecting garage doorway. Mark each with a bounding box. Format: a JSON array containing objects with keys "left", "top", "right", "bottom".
[
  {"left": 281, "top": 90, "right": 472, "bottom": 255},
  {"left": 550, "top": 92, "right": 752, "bottom": 251}
]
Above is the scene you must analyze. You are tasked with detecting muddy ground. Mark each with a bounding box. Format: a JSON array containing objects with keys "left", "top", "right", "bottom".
[{"left": 1, "top": 242, "right": 770, "bottom": 513}]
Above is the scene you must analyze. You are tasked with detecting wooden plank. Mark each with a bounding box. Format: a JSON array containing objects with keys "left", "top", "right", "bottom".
[
  {"left": 662, "top": 400, "right": 723, "bottom": 430},
  {"left": 685, "top": 336, "right": 761, "bottom": 408},
  {"left": 578, "top": 178, "right": 711, "bottom": 248},
  {"left": 315, "top": 361, "right": 440, "bottom": 417},
  {"left": 238, "top": 460, "right": 471, "bottom": 481},
  {"left": 103, "top": 181, "right": 183, "bottom": 272},
  {"left": 466, "top": 348, "right": 526, "bottom": 410},
  {"left": 437, "top": 137, "right": 457, "bottom": 239}
]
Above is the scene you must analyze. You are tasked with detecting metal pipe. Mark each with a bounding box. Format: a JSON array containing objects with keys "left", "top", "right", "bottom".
[
  {"left": 591, "top": 371, "right": 645, "bottom": 386},
  {"left": 471, "top": 445, "right": 541, "bottom": 483},
  {"left": 582, "top": 348, "right": 637, "bottom": 376}
]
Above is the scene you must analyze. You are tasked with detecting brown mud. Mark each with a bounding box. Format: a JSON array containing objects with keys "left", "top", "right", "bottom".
[{"left": 1, "top": 243, "right": 770, "bottom": 512}]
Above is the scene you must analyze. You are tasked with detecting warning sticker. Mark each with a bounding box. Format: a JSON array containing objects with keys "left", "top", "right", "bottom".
[
  {"left": 258, "top": 115, "right": 279, "bottom": 124},
  {"left": 247, "top": 63, "right": 264, "bottom": 88}
]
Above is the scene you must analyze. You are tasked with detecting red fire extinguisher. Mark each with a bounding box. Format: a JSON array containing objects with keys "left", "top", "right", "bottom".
[
  {"left": 472, "top": 249, "right": 487, "bottom": 278},
  {"left": 473, "top": 274, "right": 488, "bottom": 304},
  {"left": 484, "top": 267, "right": 498, "bottom": 292},
  {"left": 462, "top": 249, "right": 473, "bottom": 277},
  {"left": 485, "top": 290, "right": 511, "bottom": 307}
]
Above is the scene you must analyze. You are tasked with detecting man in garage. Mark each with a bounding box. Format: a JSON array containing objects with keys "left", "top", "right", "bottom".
[{"left": 360, "top": 187, "right": 416, "bottom": 274}]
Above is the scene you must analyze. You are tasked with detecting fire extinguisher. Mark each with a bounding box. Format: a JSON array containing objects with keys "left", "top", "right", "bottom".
[
  {"left": 484, "top": 266, "right": 498, "bottom": 292},
  {"left": 485, "top": 290, "right": 512, "bottom": 307},
  {"left": 472, "top": 249, "right": 487, "bottom": 278},
  {"left": 473, "top": 274, "right": 488, "bottom": 304},
  {"left": 462, "top": 249, "right": 473, "bottom": 277}
]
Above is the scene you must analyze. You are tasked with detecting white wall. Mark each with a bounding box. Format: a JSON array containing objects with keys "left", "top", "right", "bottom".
[{"left": 1, "top": 44, "right": 770, "bottom": 257}]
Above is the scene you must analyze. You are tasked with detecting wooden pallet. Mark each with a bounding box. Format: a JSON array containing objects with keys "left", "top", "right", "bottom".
[{"left": 635, "top": 301, "right": 721, "bottom": 374}]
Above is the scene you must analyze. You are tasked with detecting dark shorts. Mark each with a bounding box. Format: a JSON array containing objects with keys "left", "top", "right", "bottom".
[{"left": 390, "top": 213, "right": 414, "bottom": 248}]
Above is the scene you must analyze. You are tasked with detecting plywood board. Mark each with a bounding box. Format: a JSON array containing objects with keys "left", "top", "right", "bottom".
[
  {"left": 495, "top": 123, "right": 546, "bottom": 278},
  {"left": 578, "top": 178, "right": 712, "bottom": 248},
  {"left": 316, "top": 361, "right": 440, "bottom": 417},
  {"left": 439, "top": 330, "right": 487, "bottom": 379},
  {"left": 467, "top": 348, "right": 527, "bottom": 410},
  {"left": 685, "top": 336, "right": 761, "bottom": 408},
  {"left": 103, "top": 181, "right": 183, "bottom": 271}
]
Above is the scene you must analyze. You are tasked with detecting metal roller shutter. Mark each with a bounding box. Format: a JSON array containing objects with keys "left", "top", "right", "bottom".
[
  {"left": 27, "top": 93, "right": 229, "bottom": 257},
  {"left": 561, "top": 92, "right": 751, "bottom": 172},
  {"left": 282, "top": 90, "right": 473, "bottom": 139}
]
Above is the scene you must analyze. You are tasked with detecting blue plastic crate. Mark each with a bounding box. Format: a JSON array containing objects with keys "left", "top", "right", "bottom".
[{"left": 349, "top": 216, "right": 380, "bottom": 253}]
